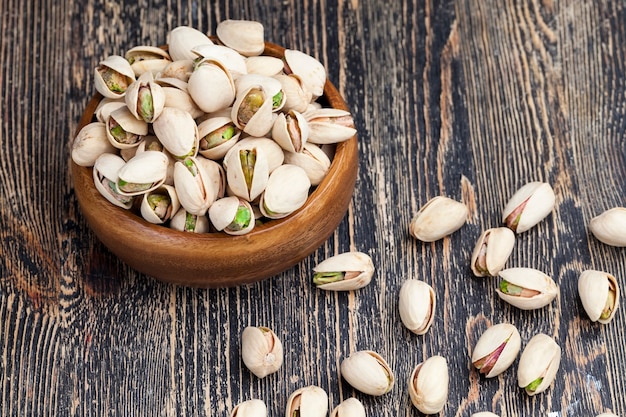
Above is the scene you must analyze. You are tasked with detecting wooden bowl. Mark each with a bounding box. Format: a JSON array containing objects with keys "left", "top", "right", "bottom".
[{"left": 71, "top": 42, "right": 358, "bottom": 287}]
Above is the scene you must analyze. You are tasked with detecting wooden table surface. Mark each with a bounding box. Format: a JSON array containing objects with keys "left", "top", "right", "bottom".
[{"left": 2, "top": 0, "right": 625, "bottom": 415}]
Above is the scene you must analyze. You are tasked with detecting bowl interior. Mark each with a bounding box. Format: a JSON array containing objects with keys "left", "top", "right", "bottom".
[{"left": 71, "top": 42, "right": 358, "bottom": 287}]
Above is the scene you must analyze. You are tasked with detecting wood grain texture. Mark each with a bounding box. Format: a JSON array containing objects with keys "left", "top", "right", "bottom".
[{"left": 1, "top": 0, "right": 626, "bottom": 415}]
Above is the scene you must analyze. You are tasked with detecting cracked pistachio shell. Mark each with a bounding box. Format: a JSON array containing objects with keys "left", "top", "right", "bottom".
[
  {"left": 470, "top": 227, "right": 516, "bottom": 277},
  {"left": 496, "top": 267, "right": 559, "bottom": 310},
  {"left": 517, "top": 333, "right": 561, "bottom": 396},
  {"left": 174, "top": 156, "right": 219, "bottom": 216},
  {"left": 241, "top": 326, "right": 283, "bottom": 378},
  {"left": 283, "top": 142, "right": 331, "bottom": 186},
  {"left": 234, "top": 137, "right": 285, "bottom": 173},
  {"left": 125, "top": 45, "right": 171, "bottom": 77},
  {"left": 271, "top": 110, "right": 309, "bottom": 153},
  {"left": 471, "top": 413, "right": 500, "bottom": 417},
  {"left": 285, "top": 385, "right": 328, "bottom": 417},
  {"left": 305, "top": 108, "right": 357, "bottom": 145},
  {"left": 589, "top": 207, "right": 626, "bottom": 247},
  {"left": 312, "top": 252, "right": 374, "bottom": 291},
  {"left": 94, "top": 98, "right": 126, "bottom": 123},
  {"left": 284, "top": 49, "right": 326, "bottom": 99},
  {"left": 192, "top": 44, "right": 247, "bottom": 77},
  {"left": 223, "top": 144, "right": 270, "bottom": 202},
  {"left": 72, "top": 122, "right": 116, "bottom": 167},
  {"left": 230, "top": 399, "right": 267, "bottom": 417},
  {"left": 188, "top": 59, "right": 236, "bottom": 113},
  {"left": 92, "top": 153, "right": 134, "bottom": 209},
  {"left": 169, "top": 207, "right": 209, "bottom": 233},
  {"left": 408, "top": 355, "right": 449, "bottom": 414},
  {"left": 158, "top": 83, "right": 205, "bottom": 119},
  {"left": 340, "top": 350, "right": 394, "bottom": 396},
  {"left": 329, "top": 398, "right": 365, "bottom": 417},
  {"left": 116, "top": 151, "right": 169, "bottom": 196},
  {"left": 140, "top": 184, "right": 180, "bottom": 224},
  {"left": 259, "top": 164, "right": 311, "bottom": 219},
  {"left": 124, "top": 71, "right": 166, "bottom": 123},
  {"left": 216, "top": 19, "right": 265, "bottom": 57},
  {"left": 105, "top": 106, "right": 149, "bottom": 150},
  {"left": 578, "top": 270, "right": 620, "bottom": 324},
  {"left": 209, "top": 196, "right": 255, "bottom": 235},
  {"left": 274, "top": 73, "right": 312, "bottom": 113},
  {"left": 159, "top": 59, "right": 195, "bottom": 82},
  {"left": 197, "top": 116, "right": 241, "bottom": 160},
  {"left": 246, "top": 56, "right": 284, "bottom": 77},
  {"left": 94, "top": 55, "right": 135, "bottom": 99},
  {"left": 152, "top": 107, "right": 199, "bottom": 159},
  {"left": 398, "top": 279, "right": 436, "bottom": 335},
  {"left": 471, "top": 323, "right": 521, "bottom": 378},
  {"left": 502, "top": 181, "right": 555, "bottom": 233},
  {"left": 167, "top": 26, "right": 213, "bottom": 62},
  {"left": 409, "top": 196, "right": 468, "bottom": 242}
]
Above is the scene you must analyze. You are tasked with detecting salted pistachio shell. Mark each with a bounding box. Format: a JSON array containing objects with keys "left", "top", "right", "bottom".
[
  {"left": 92, "top": 153, "right": 134, "bottom": 209},
  {"left": 517, "top": 333, "right": 561, "bottom": 396},
  {"left": 285, "top": 385, "right": 328, "bottom": 417},
  {"left": 241, "top": 326, "right": 283, "bottom": 378},
  {"left": 105, "top": 106, "right": 149, "bottom": 149},
  {"left": 340, "top": 350, "right": 394, "bottom": 396},
  {"left": 124, "top": 71, "right": 166, "bottom": 123},
  {"left": 305, "top": 108, "right": 356, "bottom": 144},
  {"left": 216, "top": 19, "right": 265, "bottom": 57},
  {"left": 471, "top": 413, "right": 500, "bottom": 417},
  {"left": 471, "top": 323, "right": 521, "bottom": 378},
  {"left": 125, "top": 45, "right": 172, "bottom": 77},
  {"left": 284, "top": 49, "right": 326, "bottom": 99},
  {"left": 578, "top": 270, "right": 620, "bottom": 324},
  {"left": 271, "top": 110, "right": 309, "bottom": 153},
  {"left": 312, "top": 252, "right": 374, "bottom": 291},
  {"left": 169, "top": 207, "right": 210, "bottom": 233},
  {"left": 209, "top": 196, "right": 255, "bottom": 235},
  {"left": 197, "top": 116, "right": 241, "bottom": 160},
  {"left": 140, "top": 184, "right": 180, "bottom": 224},
  {"left": 408, "top": 355, "right": 449, "bottom": 414},
  {"left": 589, "top": 207, "right": 626, "bottom": 247},
  {"left": 94, "top": 98, "right": 126, "bottom": 123},
  {"left": 496, "top": 267, "right": 559, "bottom": 310},
  {"left": 159, "top": 85, "right": 205, "bottom": 119},
  {"left": 116, "top": 151, "right": 169, "bottom": 196},
  {"left": 274, "top": 74, "right": 312, "bottom": 113},
  {"left": 188, "top": 59, "right": 236, "bottom": 113},
  {"left": 152, "top": 107, "right": 199, "bottom": 159},
  {"left": 94, "top": 55, "right": 135, "bottom": 98},
  {"left": 329, "top": 398, "right": 365, "bottom": 417},
  {"left": 234, "top": 137, "right": 285, "bottom": 173},
  {"left": 246, "top": 56, "right": 284, "bottom": 77},
  {"left": 72, "top": 122, "right": 117, "bottom": 167},
  {"left": 470, "top": 227, "right": 516, "bottom": 277},
  {"left": 398, "top": 279, "right": 436, "bottom": 335},
  {"left": 223, "top": 143, "right": 270, "bottom": 202},
  {"left": 167, "top": 26, "right": 213, "bottom": 62},
  {"left": 259, "top": 164, "right": 311, "bottom": 219},
  {"left": 191, "top": 43, "right": 247, "bottom": 77},
  {"left": 230, "top": 399, "right": 267, "bottom": 417},
  {"left": 409, "top": 196, "right": 468, "bottom": 242},
  {"left": 173, "top": 156, "right": 218, "bottom": 216},
  {"left": 158, "top": 59, "right": 195, "bottom": 82},
  {"left": 502, "top": 181, "right": 555, "bottom": 233},
  {"left": 283, "top": 142, "right": 330, "bottom": 186}
]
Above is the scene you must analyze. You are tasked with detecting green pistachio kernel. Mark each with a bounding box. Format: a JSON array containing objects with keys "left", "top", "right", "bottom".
[
  {"left": 313, "top": 271, "right": 345, "bottom": 286},
  {"left": 137, "top": 86, "right": 154, "bottom": 122},
  {"left": 228, "top": 205, "right": 251, "bottom": 231},
  {"left": 201, "top": 125, "right": 236, "bottom": 150},
  {"left": 98, "top": 66, "right": 130, "bottom": 93},
  {"left": 147, "top": 194, "right": 172, "bottom": 219},
  {"left": 499, "top": 280, "right": 523, "bottom": 296},
  {"left": 272, "top": 91, "right": 283, "bottom": 109},
  {"left": 184, "top": 158, "right": 198, "bottom": 176},
  {"left": 238, "top": 88, "right": 264, "bottom": 125},
  {"left": 240, "top": 149, "right": 256, "bottom": 191},
  {"left": 526, "top": 377, "right": 543, "bottom": 392},
  {"left": 184, "top": 212, "right": 197, "bottom": 232}
]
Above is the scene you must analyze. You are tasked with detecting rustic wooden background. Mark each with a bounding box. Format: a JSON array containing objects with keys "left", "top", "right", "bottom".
[{"left": 1, "top": 0, "right": 625, "bottom": 415}]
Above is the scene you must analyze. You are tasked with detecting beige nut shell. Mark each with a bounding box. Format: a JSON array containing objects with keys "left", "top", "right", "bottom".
[
  {"left": 408, "top": 355, "right": 449, "bottom": 414},
  {"left": 578, "top": 269, "right": 620, "bottom": 324},
  {"left": 471, "top": 323, "right": 521, "bottom": 378},
  {"left": 517, "top": 333, "right": 561, "bottom": 395}
]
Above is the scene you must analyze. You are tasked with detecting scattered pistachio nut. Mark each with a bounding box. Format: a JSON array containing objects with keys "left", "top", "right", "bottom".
[
  {"left": 312, "top": 252, "right": 374, "bottom": 291},
  {"left": 230, "top": 399, "right": 267, "bottom": 417},
  {"left": 408, "top": 355, "right": 449, "bottom": 414},
  {"left": 409, "top": 196, "right": 468, "bottom": 242},
  {"left": 470, "top": 227, "right": 516, "bottom": 277},
  {"left": 589, "top": 207, "right": 626, "bottom": 247},
  {"left": 471, "top": 413, "right": 500, "bottom": 417},
  {"left": 578, "top": 270, "right": 620, "bottom": 324},
  {"left": 285, "top": 385, "right": 328, "bottom": 417},
  {"left": 502, "top": 181, "right": 555, "bottom": 233},
  {"left": 496, "top": 267, "right": 558, "bottom": 310},
  {"left": 517, "top": 333, "right": 561, "bottom": 396},
  {"left": 329, "top": 398, "right": 366, "bottom": 417},
  {"left": 241, "top": 326, "right": 283, "bottom": 378},
  {"left": 471, "top": 323, "right": 521, "bottom": 378},
  {"left": 340, "top": 350, "right": 394, "bottom": 396},
  {"left": 398, "top": 279, "right": 436, "bottom": 335}
]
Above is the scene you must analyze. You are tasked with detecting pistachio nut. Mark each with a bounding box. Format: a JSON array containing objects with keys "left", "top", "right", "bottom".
[
  {"left": 578, "top": 270, "right": 620, "bottom": 324},
  {"left": 191, "top": 43, "right": 248, "bottom": 77},
  {"left": 94, "top": 55, "right": 135, "bottom": 98},
  {"left": 124, "top": 71, "right": 166, "bottom": 123},
  {"left": 329, "top": 398, "right": 365, "bottom": 417},
  {"left": 223, "top": 144, "right": 270, "bottom": 202},
  {"left": 159, "top": 83, "right": 204, "bottom": 119},
  {"left": 259, "top": 164, "right": 311, "bottom": 219},
  {"left": 312, "top": 252, "right": 374, "bottom": 291},
  {"left": 231, "top": 82, "right": 278, "bottom": 137},
  {"left": 271, "top": 110, "right": 309, "bottom": 153},
  {"left": 283, "top": 142, "right": 331, "bottom": 186},
  {"left": 167, "top": 26, "right": 213, "bottom": 62},
  {"left": 125, "top": 45, "right": 172, "bottom": 77},
  {"left": 589, "top": 207, "right": 626, "bottom": 247},
  {"left": 304, "top": 108, "right": 356, "bottom": 144},
  {"left": 197, "top": 116, "right": 241, "bottom": 160},
  {"left": 116, "top": 150, "right": 169, "bottom": 196},
  {"left": 152, "top": 107, "right": 199, "bottom": 159},
  {"left": 274, "top": 73, "right": 312, "bottom": 113},
  {"left": 188, "top": 59, "right": 236, "bottom": 113},
  {"left": 471, "top": 323, "right": 521, "bottom": 378},
  {"left": 285, "top": 385, "right": 328, "bottom": 417},
  {"left": 398, "top": 279, "right": 436, "bottom": 335},
  {"left": 92, "top": 153, "right": 134, "bottom": 209},
  {"left": 234, "top": 137, "right": 285, "bottom": 174},
  {"left": 169, "top": 207, "right": 210, "bottom": 233},
  {"left": 209, "top": 196, "right": 255, "bottom": 235},
  {"left": 247, "top": 56, "right": 285, "bottom": 77},
  {"left": 230, "top": 399, "right": 267, "bottom": 417},
  {"left": 502, "top": 181, "right": 555, "bottom": 233},
  {"left": 216, "top": 19, "right": 265, "bottom": 57},
  {"left": 409, "top": 196, "right": 468, "bottom": 242},
  {"left": 408, "top": 355, "right": 448, "bottom": 414},
  {"left": 105, "top": 106, "right": 149, "bottom": 150},
  {"left": 172, "top": 157, "right": 218, "bottom": 216},
  {"left": 340, "top": 350, "right": 394, "bottom": 396},
  {"left": 496, "top": 267, "right": 558, "bottom": 310},
  {"left": 517, "top": 333, "right": 561, "bottom": 396},
  {"left": 471, "top": 413, "right": 500, "bottom": 417},
  {"left": 241, "top": 326, "right": 283, "bottom": 378},
  {"left": 140, "top": 184, "right": 180, "bottom": 224},
  {"left": 470, "top": 227, "right": 516, "bottom": 277},
  {"left": 72, "top": 122, "right": 116, "bottom": 167},
  {"left": 284, "top": 49, "right": 326, "bottom": 99}
]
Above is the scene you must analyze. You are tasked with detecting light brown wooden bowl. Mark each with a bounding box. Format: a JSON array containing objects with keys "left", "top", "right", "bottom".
[{"left": 71, "top": 42, "right": 358, "bottom": 287}]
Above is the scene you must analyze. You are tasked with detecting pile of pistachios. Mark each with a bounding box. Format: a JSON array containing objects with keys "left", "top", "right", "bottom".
[{"left": 71, "top": 20, "right": 356, "bottom": 235}]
